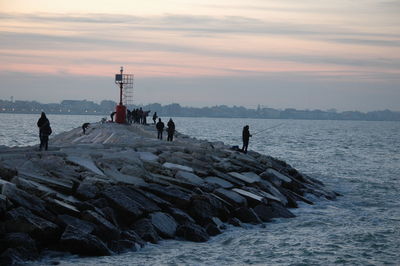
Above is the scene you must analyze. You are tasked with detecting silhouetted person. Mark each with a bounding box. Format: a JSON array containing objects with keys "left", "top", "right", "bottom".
[
  {"left": 143, "top": 110, "right": 150, "bottom": 125},
  {"left": 138, "top": 108, "right": 143, "bottom": 124},
  {"left": 110, "top": 111, "right": 116, "bottom": 122},
  {"left": 82, "top": 123, "right": 90, "bottom": 135},
  {"left": 37, "top": 112, "right": 52, "bottom": 151},
  {"left": 156, "top": 118, "right": 165, "bottom": 140},
  {"left": 242, "top": 125, "right": 252, "bottom": 153},
  {"left": 153, "top": 112, "right": 158, "bottom": 124},
  {"left": 167, "top": 118, "right": 175, "bottom": 141}
]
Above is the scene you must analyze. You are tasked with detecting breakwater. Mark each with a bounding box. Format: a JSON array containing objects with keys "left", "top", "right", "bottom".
[{"left": 0, "top": 122, "right": 338, "bottom": 265}]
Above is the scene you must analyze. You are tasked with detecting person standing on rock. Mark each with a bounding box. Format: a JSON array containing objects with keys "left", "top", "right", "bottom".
[
  {"left": 110, "top": 111, "right": 116, "bottom": 122},
  {"left": 82, "top": 123, "right": 90, "bottom": 135},
  {"left": 242, "top": 125, "right": 252, "bottom": 153},
  {"left": 167, "top": 118, "right": 175, "bottom": 141},
  {"left": 156, "top": 118, "right": 165, "bottom": 140},
  {"left": 37, "top": 112, "right": 52, "bottom": 151},
  {"left": 153, "top": 112, "right": 158, "bottom": 124}
]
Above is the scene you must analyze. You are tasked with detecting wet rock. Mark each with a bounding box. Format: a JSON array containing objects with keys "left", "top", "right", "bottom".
[
  {"left": 229, "top": 172, "right": 260, "bottom": 184},
  {"left": 253, "top": 205, "right": 273, "bottom": 222},
  {"left": 138, "top": 152, "right": 159, "bottom": 162},
  {"left": 100, "top": 207, "right": 119, "bottom": 227},
  {"left": 149, "top": 212, "right": 178, "bottom": 238},
  {"left": 109, "top": 239, "right": 137, "bottom": 254},
  {"left": 189, "top": 199, "right": 213, "bottom": 225},
  {"left": 81, "top": 210, "right": 120, "bottom": 241},
  {"left": 0, "top": 195, "right": 8, "bottom": 217},
  {"left": 1, "top": 183, "right": 48, "bottom": 217},
  {"left": 76, "top": 181, "right": 99, "bottom": 200},
  {"left": 269, "top": 202, "right": 296, "bottom": 218},
  {"left": 0, "top": 232, "right": 38, "bottom": 254},
  {"left": 204, "top": 176, "right": 233, "bottom": 188},
  {"left": 141, "top": 184, "right": 192, "bottom": 209},
  {"left": 176, "top": 223, "right": 209, "bottom": 242},
  {"left": 0, "top": 163, "right": 18, "bottom": 181},
  {"left": 132, "top": 218, "right": 160, "bottom": 244},
  {"left": 205, "top": 223, "right": 222, "bottom": 236},
  {"left": 175, "top": 171, "right": 204, "bottom": 185},
  {"left": 18, "top": 170, "right": 75, "bottom": 194},
  {"left": 228, "top": 217, "right": 242, "bottom": 227},
  {"left": 163, "top": 162, "right": 193, "bottom": 173},
  {"left": 214, "top": 188, "right": 247, "bottom": 207},
  {"left": 231, "top": 188, "right": 264, "bottom": 206},
  {"left": 260, "top": 168, "right": 292, "bottom": 187},
  {"left": 45, "top": 198, "right": 80, "bottom": 216},
  {"left": 167, "top": 207, "right": 195, "bottom": 224},
  {"left": 60, "top": 225, "right": 111, "bottom": 256},
  {"left": 121, "top": 230, "right": 145, "bottom": 248},
  {"left": 0, "top": 247, "right": 38, "bottom": 266},
  {"left": 233, "top": 207, "right": 262, "bottom": 224},
  {"left": 5, "top": 207, "right": 59, "bottom": 243},
  {"left": 57, "top": 214, "right": 96, "bottom": 234}
]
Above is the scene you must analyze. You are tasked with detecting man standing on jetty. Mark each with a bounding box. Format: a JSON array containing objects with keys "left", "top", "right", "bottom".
[
  {"left": 242, "top": 125, "right": 252, "bottom": 153},
  {"left": 156, "top": 118, "right": 165, "bottom": 140},
  {"left": 37, "top": 112, "right": 52, "bottom": 151}
]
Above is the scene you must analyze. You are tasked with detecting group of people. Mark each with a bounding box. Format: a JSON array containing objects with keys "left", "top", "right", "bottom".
[
  {"left": 127, "top": 108, "right": 151, "bottom": 124},
  {"left": 156, "top": 118, "right": 175, "bottom": 141},
  {"left": 37, "top": 111, "right": 252, "bottom": 153}
]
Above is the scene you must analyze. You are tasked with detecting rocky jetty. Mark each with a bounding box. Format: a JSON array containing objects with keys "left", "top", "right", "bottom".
[{"left": 0, "top": 123, "right": 338, "bottom": 265}]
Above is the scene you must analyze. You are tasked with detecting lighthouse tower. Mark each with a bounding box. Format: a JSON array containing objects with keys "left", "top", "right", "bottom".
[{"left": 114, "top": 66, "right": 134, "bottom": 123}]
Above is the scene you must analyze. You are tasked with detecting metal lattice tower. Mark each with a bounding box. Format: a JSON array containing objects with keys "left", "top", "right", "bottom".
[{"left": 115, "top": 66, "right": 134, "bottom": 105}]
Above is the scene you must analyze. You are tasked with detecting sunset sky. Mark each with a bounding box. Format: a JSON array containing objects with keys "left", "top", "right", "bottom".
[{"left": 0, "top": 0, "right": 399, "bottom": 111}]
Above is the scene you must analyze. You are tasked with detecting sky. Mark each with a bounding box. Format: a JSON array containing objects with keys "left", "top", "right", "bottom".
[{"left": 0, "top": 0, "right": 399, "bottom": 111}]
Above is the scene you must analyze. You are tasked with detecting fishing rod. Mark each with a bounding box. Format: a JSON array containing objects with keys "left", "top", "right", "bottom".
[{"left": 252, "top": 123, "right": 284, "bottom": 136}]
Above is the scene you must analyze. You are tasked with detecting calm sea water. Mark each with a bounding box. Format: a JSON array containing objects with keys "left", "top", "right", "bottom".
[{"left": 1, "top": 113, "right": 399, "bottom": 265}]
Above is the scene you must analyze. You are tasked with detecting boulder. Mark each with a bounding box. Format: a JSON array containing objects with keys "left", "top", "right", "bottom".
[
  {"left": 141, "top": 184, "right": 192, "bottom": 209},
  {"left": 269, "top": 202, "right": 295, "bottom": 218},
  {"left": 76, "top": 181, "right": 99, "bottom": 200},
  {"left": 0, "top": 195, "right": 8, "bottom": 217},
  {"left": 57, "top": 214, "right": 96, "bottom": 234},
  {"left": 214, "top": 188, "right": 247, "bottom": 207},
  {"left": 0, "top": 232, "right": 38, "bottom": 254},
  {"left": 60, "top": 225, "right": 111, "bottom": 256},
  {"left": 253, "top": 205, "right": 273, "bottom": 222},
  {"left": 121, "top": 230, "right": 145, "bottom": 248},
  {"left": 167, "top": 207, "right": 195, "bottom": 224},
  {"left": 132, "top": 218, "right": 160, "bottom": 244},
  {"left": 189, "top": 199, "right": 214, "bottom": 225},
  {"left": 45, "top": 198, "right": 80, "bottom": 217},
  {"left": 1, "top": 183, "right": 48, "bottom": 217},
  {"left": 5, "top": 207, "right": 59, "bottom": 242},
  {"left": 67, "top": 156, "right": 105, "bottom": 176},
  {"left": 138, "top": 152, "right": 159, "bottom": 162},
  {"left": 109, "top": 239, "right": 137, "bottom": 254},
  {"left": 228, "top": 172, "right": 259, "bottom": 184},
  {"left": 175, "top": 171, "right": 204, "bottom": 185},
  {"left": 163, "top": 163, "right": 193, "bottom": 173},
  {"left": 176, "top": 223, "right": 209, "bottom": 242},
  {"left": 204, "top": 176, "right": 233, "bottom": 188},
  {"left": 260, "top": 168, "right": 292, "bottom": 187},
  {"left": 228, "top": 217, "right": 242, "bottom": 227},
  {"left": 149, "top": 212, "right": 178, "bottom": 239},
  {"left": 205, "top": 223, "right": 222, "bottom": 236},
  {"left": 0, "top": 163, "right": 17, "bottom": 181},
  {"left": 233, "top": 207, "right": 262, "bottom": 224},
  {"left": 81, "top": 210, "right": 120, "bottom": 241},
  {"left": 0, "top": 247, "right": 38, "bottom": 266}
]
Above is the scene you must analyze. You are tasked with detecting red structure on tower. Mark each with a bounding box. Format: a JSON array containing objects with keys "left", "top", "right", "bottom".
[{"left": 114, "top": 66, "right": 134, "bottom": 123}]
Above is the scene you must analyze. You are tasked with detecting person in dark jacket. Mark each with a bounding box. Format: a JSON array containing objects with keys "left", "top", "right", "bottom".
[
  {"left": 156, "top": 118, "right": 165, "bottom": 140},
  {"left": 37, "top": 112, "right": 52, "bottom": 151},
  {"left": 241, "top": 125, "right": 252, "bottom": 153},
  {"left": 82, "top": 123, "right": 90, "bottom": 134},
  {"left": 110, "top": 111, "right": 116, "bottom": 122},
  {"left": 167, "top": 118, "right": 175, "bottom": 141},
  {"left": 152, "top": 112, "right": 158, "bottom": 124}
]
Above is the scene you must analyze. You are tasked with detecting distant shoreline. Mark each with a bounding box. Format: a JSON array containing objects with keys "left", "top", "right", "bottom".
[{"left": 1, "top": 111, "right": 399, "bottom": 122}]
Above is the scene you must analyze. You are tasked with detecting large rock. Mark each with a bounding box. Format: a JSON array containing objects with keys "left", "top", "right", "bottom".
[
  {"left": 81, "top": 210, "right": 120, "bottom": 241},
  {"left": 268, "top": 202, "right": 295, "bottom": 218},
  {"left": 0, "top": 163, "right": 17, "bottom": 181},
  {"left": 5, "top": 207, "right": 59, "bottom": 242},
  {"left": 253, "top": 205, "right": 273, "bottom": 222},
  {"left": 0, "top": 232, "right": 38, "bottom": 254},
  {"left": 132, "top": 218, "right": 160, "bottom": 244},
  {"left": 1, "top": 183, "right": 48, "bottom": 217},
  {"left": 149, "top": 212, "right": 178, "bottom": 238},
  {"left": 233, "top": 207, "right": 262, "bottom": 224},
  {"left": 163, "top": 163, "right": 193, "bottom": 173},
  {"left": 176, "top": 223, "right": 209, "bottom": 242},
  {"left": 204, "top": 176, "right": 233, "bottom": 188},
  {"left": 175, "top": 171, "right": 204, "bottom": 185},
  {"left": 121, "top": 230, "right": 145, "bottom": 248},
  {"left": 57, "top": 214, "right": 96, "bottom": 234},
  {"left": 60, "top": 225, "right": 111, "bottom": 256},
  {"left": 0, "top": 247, "right": 38, "bottom": 266},
  {"left": 76, "top": 181, "right": 99, "bottom": 200},
  {"left": 141, "top": 184, "right": 192, "bottom": 209},
  {"left": 260, "top": 168, "right": 292, "bottom": 186},
  {"left": 167, "top": 207, "right": 195, "bottom": 224},
  {"left": 214, "top": 188, "right": 247, "bottom": 207},
  {"left": 0, "top": 194, "right": 8, "bottom": 218}
]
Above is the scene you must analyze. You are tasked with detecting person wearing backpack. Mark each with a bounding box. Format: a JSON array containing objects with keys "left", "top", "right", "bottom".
[{"left": 37, "top": 112, "right": 52, "bottom": 151}]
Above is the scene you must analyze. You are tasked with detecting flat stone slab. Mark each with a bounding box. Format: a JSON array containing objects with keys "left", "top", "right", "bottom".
[
  {"left": 204, "top": 176, "right": 233, "bottom": 188},
  {"left": 242, "top": 172, "right": 262, "bottom": 183},
  {"left": 138, "top": 152, "right": 159, "bottom": 162},
  {"left": 18, "top": 170, "right": 74, "bottom": 193},
  {"left": 264, "top": 168, "right": 292, "bottom": 183},
  {"left": 232, "top": 188, "right": 263, "bottom": 202},
  {"left": 103, "top": 168, "right": 146, "bottom": 186},
  {"left": 228, "top": 172, "right": 258, "bottom": 184},
  {"left": 67, "top": 156, "right": 105, "bottom": 176},
  {"left": 163, "top": 163, "right": 193, "bottom": 173},
  {"left": 214, "top": 188, "right": 247, "bottom": 207},
  {"left": 175, "top": 171, "right": 204, "bottom": 185}
]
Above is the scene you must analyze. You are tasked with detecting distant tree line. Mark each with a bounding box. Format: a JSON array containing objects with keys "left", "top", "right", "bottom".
[{"left": 0, "top": 99, "right": 399, "bottom": 121}]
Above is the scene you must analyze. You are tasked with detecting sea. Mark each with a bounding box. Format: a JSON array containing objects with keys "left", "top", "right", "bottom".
[{"left": 1, "top": 113, "right": 399, "bottom": 266}]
